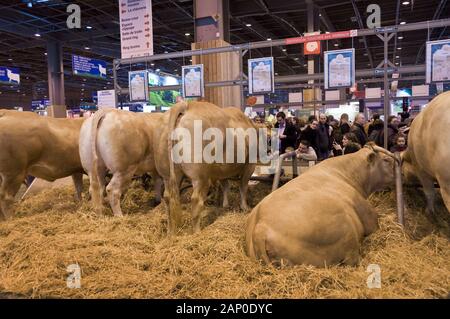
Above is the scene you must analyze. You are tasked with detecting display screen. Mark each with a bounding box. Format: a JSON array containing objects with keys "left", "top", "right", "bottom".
[{"left": 148, "top": 72, "right": 181, "bottom": 107}]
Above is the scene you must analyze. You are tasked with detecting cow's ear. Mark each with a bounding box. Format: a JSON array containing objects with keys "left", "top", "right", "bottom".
[{"left": 367, "top": 152, "right": 377, "bottom": 164}]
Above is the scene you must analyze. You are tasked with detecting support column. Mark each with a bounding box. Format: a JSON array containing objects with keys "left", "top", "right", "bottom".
[
  {"left": 46, "top": 40, "right": 66, "bottom": 117},
  {"left": 192, "top": 0, "right": 240, "bottom": 108}
]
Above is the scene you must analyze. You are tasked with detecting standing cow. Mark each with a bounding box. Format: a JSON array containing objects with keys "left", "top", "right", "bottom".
[
  {"left": 156, "top": 101, "right": 258, "bottom": 234},
  {"left": 245, "top": 144, "right": 397, "bottom": 267},
  {"left": 0, "top": 110, "right": 85, "bottom": 220},
  {"left": 402, "top": 91, "right": 450, "bottom": 214},
  {"left": 79, "top": 109, "right": 163, "bottom": 216}
]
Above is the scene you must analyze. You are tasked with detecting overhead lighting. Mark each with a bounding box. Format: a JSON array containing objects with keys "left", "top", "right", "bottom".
[
  {"left": 397, "top": 47, "right": 402, "bottom": 50},
  {"left": 398, "top": 36, "right": 404, "bottom": 40},
  {"left": 34, "top": 33, "right": 41, "bottom": 37},
  {"left": 151, "top": 63, "right": 155, "bottom": 66},
  {"left": 396, "top": 55, "right": 400, "bottom": 58},
  {"left": 334, "top": 43, "right": 339, "bottom": 47},
  {"left": 8, "top": 58, "right": 12, "bottom": 61},
  {"left": 402, "top": 1, "right": 410, "bottom": 5},
  {"left": 44, "top": 52, "right": 47, "bottom": 56},
  {"left": 86, "top": 26, "right": 93, "bottom": 30},
  {"left": 185, "top": 33, "right": 191, "bottom": 36},
  {"left": 245, "top": 23, "right": 252, "bottom": 27},
  {"left": 164, "top": 51, "right": 168, "bottom": 54},
  {"left": 84, "top": 46, "right": 90, "bottom": 50},
  {"left": 282, "top": 48, "right": 287, "bottom": 52},
  {"left": 267, "top": 38, "right": 272, "bottom": 41},
  {"left": 294, "top": 57, "right": 299, "bottom": 60},
  {"left": 325, "top": 31, "right": 330, "bottom": 34},
  {"left": 156, "top": 68, "right": 160, "bottom": 72},
  {"left": 400, "top": 21, "right": 406, "bottom": 25}
]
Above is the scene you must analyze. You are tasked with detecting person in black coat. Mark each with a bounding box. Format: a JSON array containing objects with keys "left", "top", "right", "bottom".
[
  {"left": 351, "top": 113, "right": 368, "bottom": 146},
  {"left": 299, "top": 119, "right": 319, "bottom": 154},
  {"left": 316, "top": 113, "right": 333, "bottom": 160},
  {"left": 274, "top": 112, "right": 297, "bottom": 154}
]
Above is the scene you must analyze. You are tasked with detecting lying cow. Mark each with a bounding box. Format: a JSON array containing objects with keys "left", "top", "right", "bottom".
[
  {"left": 245, "top": 144, "right": 397, "bottom": 267},
  {"left": 79, "top": 109, "right": 163, "bottom": 216},
  {"left": 0, "top": 110, "right": 85, "bottom": 220},
  {"left": 402, "top": 91, "right": 450, "bottom": 214},
  {"left": 158, "top": 101, "right": 257, "bottom": 234}
]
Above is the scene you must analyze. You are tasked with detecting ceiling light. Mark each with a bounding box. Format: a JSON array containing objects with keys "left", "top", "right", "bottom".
[
  {"left": 396, "top": 55, "right": 400, "bottom": 58},
  {"left": 34, "top": 33, "right": 41, "bottom": 37},
  {"left": 84, "top": 46, "right": 90, "bottom": 50},
  {"left": 8, "top": 58, "right": 12, "bottom": 61},
  {"left": 402, "top": 1, "right": 410, "bottom": 5},
  {"left": 185, "top": 33, "right": 190, "bottom": 36},
  {"left": 151, "top": 63, "right": 155, "bottom": 66},
  {"left": 164, "top": 51, "right": 168, "bottom": 54},
  {"left": 86, "top": 26, "right": 93, "bottom": 29},
  {"left": 400, "top": 21, "right": 406, "bottom": 25},
  {"left": 156, "top": 68, "right": 160, "bottom": 72},
  {"left": 282, "top": 48, "right": 287, "bottom": 52},
  {"left": 294, "top": 57, "right": 299, "bottom": 60},
  {"left": 267, "top": 38, "right": 272, "bottom": 41},
  {"left": 44, "top": 52, "right": 47, "bottom": 56},
  {"left": 398, "top": 36, "right": 404, "bottom": 40},
  {"left": 246, "top": 23, "right": 252, "bottom": 27},
  {"left": 334, "top": 43, "right": 339, "bottom": 47},
  {"left": 397, "top": 47, "right": 402, "bottom": 50}
]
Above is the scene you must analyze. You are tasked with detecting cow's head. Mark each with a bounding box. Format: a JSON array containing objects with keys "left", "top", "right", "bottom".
[
  {"left": 400, "top": 150, "right": 420, "bottom": 185},
  {"left": 364, "top": 143, "right": 399, "bottom": 193}
]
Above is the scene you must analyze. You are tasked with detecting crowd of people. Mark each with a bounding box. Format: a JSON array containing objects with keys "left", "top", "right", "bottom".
[{"left": 254, "top": 110, "right": 411, "bottom": 162}]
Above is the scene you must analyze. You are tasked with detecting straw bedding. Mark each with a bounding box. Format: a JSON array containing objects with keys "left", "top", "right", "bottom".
[{"left": 0, "top": 179, "right": 449, "bottom": 298}]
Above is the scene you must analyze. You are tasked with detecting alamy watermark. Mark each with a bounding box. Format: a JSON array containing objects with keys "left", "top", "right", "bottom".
[
  {"left": 66, "top": 264, "right": 81, "bottom": 289},
  {"left": 170, "top": 120, "right": 280, "bottom": 166}
]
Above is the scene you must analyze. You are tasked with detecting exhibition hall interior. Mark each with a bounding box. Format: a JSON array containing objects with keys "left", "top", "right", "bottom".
[{"left": 0, "top": 0, "right": 449, "bottom": 301}]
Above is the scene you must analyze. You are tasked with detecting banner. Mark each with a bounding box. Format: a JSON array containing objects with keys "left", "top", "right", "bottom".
[
  {"left": 119, "top": 0, "right": 153, "bottom": 59},
  {"left": 324, "top": 49, "right": 355, "bottom": 89},
  {"left": 182, "top": 64, "right": 204, "bottom": 98},
  {"left": 72, "top": 55, "right": 107, "bottom": 79},
  {"left": 248, "top": 57, "right": 274, "bottom": 95},
  {"left": 97, "top": 90, "right": 117, "bottom": 109},
  {"left": 0, "top": 66, "right": 20, "bottom": 85},
  {"left": 285, "top": 30, "right": 357, "bottom": 45},
  {"left": 425, "top": 39, "right": 450, "bottom": 83},
  {"left": 129, "top": 70, "right": 149, "bottom": 101}
]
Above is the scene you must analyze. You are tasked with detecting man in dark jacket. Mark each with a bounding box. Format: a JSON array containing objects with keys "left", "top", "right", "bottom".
[
  {"left": 351, "top": 113, "right": 368, "bottom": 146},
  {"left": 316, "top": 113, "right": 332, "bottom": 160},
  {"left": 299, "top": 119, "right": 319, "bottom": 154},
  {"left": 274, "top": 112, "right": 297, "bottom": 154}
]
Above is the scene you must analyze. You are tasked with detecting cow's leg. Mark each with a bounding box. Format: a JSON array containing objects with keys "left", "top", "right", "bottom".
[
  {"left": 106, "top": 168, "right": 135, "bottom": 217},
  {"left": 153, "top": 176, "right": 163, "bottom": 206},
  {"left": 0, "top": 173, "right": 25, "bottom": 220},
  {"left": 221, "top": 179, "right": 230, "bottom": 208},
  {"left": 239, "top": 165, "right": 254, "bottom": 211},
  {"left": 438, "top": 178, "right": 450, "bottom": 213},
  {"left": 89, "top": 165, "right": 107, "bottom": 214},
  {"left": 417, "top": 171, "right": 437, "bottom": 215},
  {"left": 72, "top": 173, "right": 83, "bottom": 201},
  {"left": 191, "top": 179, "right": 209, "bottom": 233}
]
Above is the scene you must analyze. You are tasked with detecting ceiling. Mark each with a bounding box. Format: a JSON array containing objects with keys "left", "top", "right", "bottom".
[{"left": 0, "top": 0, "right": 448, "bottom": 106}]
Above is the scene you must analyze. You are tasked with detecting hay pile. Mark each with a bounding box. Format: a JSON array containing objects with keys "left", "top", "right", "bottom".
[{"left": 0, "top": 180, "right": 449, "bottom": 298}]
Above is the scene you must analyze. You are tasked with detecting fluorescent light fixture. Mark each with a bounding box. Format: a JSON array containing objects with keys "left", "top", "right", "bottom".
[
  {"left": 246, "top": 23, "right": 252, "bottom": 27},
  {"left": 34, "top": 33, "right": 41, "bottom": 37},
  {"left": 84, "top": 47, "right": 90, "bottom": 50},
  {"left": 400, "top": 21, "right": 406, "bottom": 25},
  {"left": 86, "top": 26, "right": 93, "bottom": 29},
  {"left": 267, "top": 38, "right": 272, "bottom": 41},
  {"left": 185, "top": 33, "right": 190, "bottom": 36},
  {"left": 398, "top": 36, "right": 404, "bottom": 40},
  {"left": 402, "top": 1, "right": 410, "bottom": 5}
]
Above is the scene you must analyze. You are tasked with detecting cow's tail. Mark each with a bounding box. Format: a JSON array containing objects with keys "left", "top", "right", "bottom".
[
  {"left": 90, "top": 109, "right": 109, "bottom": 213},
  {"left": 167, "top": 101, "right": 189, "bottom": 234},
  {"left": 245, "top": 206, "right": 271, "bottom": 264}
]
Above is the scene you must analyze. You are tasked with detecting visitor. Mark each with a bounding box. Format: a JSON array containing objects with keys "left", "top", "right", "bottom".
[
  {"left": 295, "top": 140, "right": 318, "bottom": 161},
  {"left": 351, "top": 113, "right": 368, "bottom": 146},
  {"left": 274, "top": 112, "right": 297, "bottom": 154}
]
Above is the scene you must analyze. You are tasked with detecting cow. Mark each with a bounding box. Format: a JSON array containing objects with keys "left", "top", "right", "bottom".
[
  {"left": 401, "top": 91, "right": 450, "bottom": 214},
  {"left": 245, "top": 144, "right": 398, "bottom": 267},
  {"left": 79, "top": 108, "right": 163, "bottom": 216},
  {"left": 156, "top": 101, "right": 258, "bottom": 234},
  {"left": 0, "top": 110, "right": 85, "bottom": 221}
]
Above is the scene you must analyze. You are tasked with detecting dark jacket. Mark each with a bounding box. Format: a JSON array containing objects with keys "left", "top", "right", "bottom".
[
  {"left": 274, "top": 121, "right": 297, "bottom": 154},
  {"left": 351, "top": 123, "right": 368, "bottom": 146},
  {"left": 378, "top": 124, "right": 399, "bottom": 149},
  {"left": 339, "top": 122, "right": 351, "bottom": 135},
  {"left": 317, "top": 123, "right": 332, "bottom": 153},
  {"left": 299, "top": 125, "right": 318, "bottom": 153}
]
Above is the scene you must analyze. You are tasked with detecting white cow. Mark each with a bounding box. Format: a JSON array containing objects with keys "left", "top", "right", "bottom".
[{"left": 98, "top": 64, "right": 106, "bottom": 77}]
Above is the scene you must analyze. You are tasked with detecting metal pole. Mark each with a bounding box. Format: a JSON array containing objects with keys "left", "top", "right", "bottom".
[
  {"left": 239, "top": 49, "right": 245, "bottom": 110},
  {"left": 113, "top": 59, "right": 119, "bottom": 108},
  {"left": 383, "top": 32, "right": 389, "bottom": 149}
]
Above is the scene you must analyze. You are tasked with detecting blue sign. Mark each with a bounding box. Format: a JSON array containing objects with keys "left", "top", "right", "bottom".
[
  {"left": 31, "top": 99, "right": 50, "bottom": 110},
  {"left": 72, "top": 55, "right": 107, "bottom": 79},
  {"left": 0, "top": 66, "right": 20, "bottom": 85}
]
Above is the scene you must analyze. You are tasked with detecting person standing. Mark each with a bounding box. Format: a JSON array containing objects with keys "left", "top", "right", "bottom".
[
  {"left": 274, "top": 112, "right": 296, "bottom": 154},
  {"left": 316, "top": 114, "right": 332, "bottom": 160},
  {"left": 351, "top": 113, "right": 368, "bottom": 146}
]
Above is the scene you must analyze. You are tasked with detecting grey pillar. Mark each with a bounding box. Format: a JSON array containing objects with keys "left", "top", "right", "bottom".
[
  {"left": 46, "top": 40, "right": 66, "bottom": 117},
  {"left": 194, "top": 0, "right": 230, "bottom": 42}
]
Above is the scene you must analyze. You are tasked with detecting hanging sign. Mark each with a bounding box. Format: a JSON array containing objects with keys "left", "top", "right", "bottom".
[
  {"left": 248, "top": 57, "right": 275, "bottom": 95},
  {"left": 0, "top": 66, "right": 20, "bottom": 85},
  {"left": 324, "top": 49, "right": 355, "bottom": 89},
  {"left": 72, "top": 55, "right": 107, "bottom": 79},
  {"left": 425, "top": 39, "right": 450, "bottom": 83},
  {"left": 182, "top": 64, "right": 204, "bottom": 98},
  {"left": 129, "top": 70, "right": 149, "bottom": 101},
  {"left": 119, "top": 0, "right": 154, "bottom": 59},
  {"left": 285, "top": 30, "right": 358, "bottom": 45},
  {"left": 97, "top": 90, "right": 117, "bottom": 109}
]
